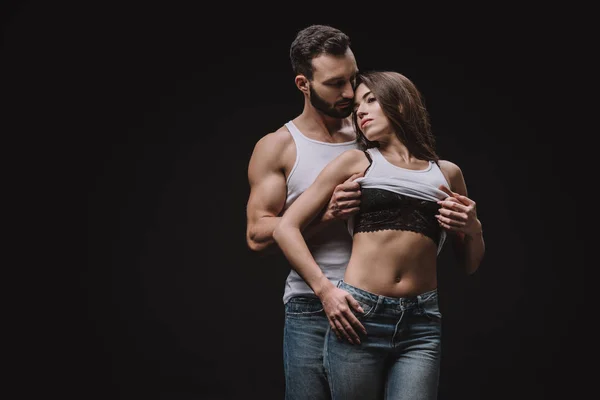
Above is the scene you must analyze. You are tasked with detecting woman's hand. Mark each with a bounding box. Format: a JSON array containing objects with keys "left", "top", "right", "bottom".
[
  {"left": 319, "top": 285, "right": 367, "bottom": 344},
  {"left": 436, "top": 185, "right": 482, "bottom": 238}
]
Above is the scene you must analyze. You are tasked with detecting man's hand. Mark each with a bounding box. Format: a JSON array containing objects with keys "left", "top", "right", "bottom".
[
  {"left": 322, "top": 172, "right": 363, "bottom": 222},
  {"left": 319, "top": 285, "right": 367, "bottom": 344},
  {"left": 436, "top": 185, "right": 482, "bottom": 237}
]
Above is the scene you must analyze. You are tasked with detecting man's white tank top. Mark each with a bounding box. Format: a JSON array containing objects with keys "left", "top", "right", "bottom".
[{"left": 282, "top": 121, "right": 358, "bottom": 304}]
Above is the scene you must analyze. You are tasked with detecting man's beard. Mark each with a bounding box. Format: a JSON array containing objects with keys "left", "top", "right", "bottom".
[{"left": 309, "top": 85, "right": 353, "bottom": 119}]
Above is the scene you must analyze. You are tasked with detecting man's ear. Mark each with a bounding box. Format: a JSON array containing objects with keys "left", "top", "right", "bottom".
[{"left": 295, "top": 75, "right": 309, "bottom": 94}]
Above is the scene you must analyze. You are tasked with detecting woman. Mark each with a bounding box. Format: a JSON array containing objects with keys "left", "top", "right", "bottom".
[{"left": 273, "top": 71, "right": 485, "bottom": 399}]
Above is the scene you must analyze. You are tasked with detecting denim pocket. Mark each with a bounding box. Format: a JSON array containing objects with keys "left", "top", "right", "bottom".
[
  {"left": 285, "top": 297, "right": 324, "bottom": 316},
  {"left": 422, "top": 298, "right": 442, "bottom": 322}
]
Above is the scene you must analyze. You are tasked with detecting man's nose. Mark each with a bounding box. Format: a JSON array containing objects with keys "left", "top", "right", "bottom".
[{"left": 342, "top": 81, "right": 354, "bottom": 99}]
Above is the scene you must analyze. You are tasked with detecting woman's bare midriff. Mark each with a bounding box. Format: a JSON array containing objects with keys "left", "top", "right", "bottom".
[{"left": 344, "top": 230, "right": 439, "bottom": 298}]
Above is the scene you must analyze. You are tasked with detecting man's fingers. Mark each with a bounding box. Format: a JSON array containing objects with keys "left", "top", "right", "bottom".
[
  {"left": 333, "top": 183, "right": 361, "bottom": 205},
  {"left": 346, "top": 172, "right": 364, "bottom": 182},
  {"left": 338, "top": 182, "right": 361, "bottom": 193},
  {"left": 337, "top": 191, "right": 361, "bottom": 202},
  {"left": 337, "top": 200, "right": 361, "bottom": 209},
  {"left": 338, "top": 207, "right": 360, "bottom": 218},
  {"left": 338, "top": 172, "right": 364, "bottom": 191}
]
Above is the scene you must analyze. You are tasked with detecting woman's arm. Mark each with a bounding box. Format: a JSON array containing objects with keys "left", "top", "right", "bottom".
[
  {"left": 273, "top": 149, "right": 369, "bottom": 343},
  {"left": 437, "top": 160, "right": 485, "bottom": 275}
]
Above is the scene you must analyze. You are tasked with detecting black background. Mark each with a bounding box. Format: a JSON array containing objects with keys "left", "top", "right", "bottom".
[{"left": 4, "top": 2, "right": 591, "bottom": 399}]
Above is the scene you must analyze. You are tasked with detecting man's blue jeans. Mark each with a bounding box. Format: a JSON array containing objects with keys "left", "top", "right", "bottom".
[
  {"left": 324, "top": 280, "right": 442, "bottom": 400},
  {"left": 283, "top": 296, "right": 331, "bottom": 400}
]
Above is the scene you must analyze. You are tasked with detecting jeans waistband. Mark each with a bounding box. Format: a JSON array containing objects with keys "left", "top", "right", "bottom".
[{"left": 338, "top": 280, "right": 437, "bottom": 310}]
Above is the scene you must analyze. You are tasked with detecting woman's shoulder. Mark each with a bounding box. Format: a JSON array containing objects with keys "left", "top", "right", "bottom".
[
  {"left": 437, "top": 159, "right": 465, "bottom": 190},
  {"left": 437, "top": 159, "right": 462, "bottom": 176},
  {"left": 323, "top": 149, "right": 370, "bottom": 177},
  {"left": 342, "top": 148, "right": 370, "bottom": 159}
]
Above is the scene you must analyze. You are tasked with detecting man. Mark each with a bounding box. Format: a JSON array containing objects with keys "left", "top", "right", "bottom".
[{"left": 246, "top": 25, "right": 366, "bottom": 400}]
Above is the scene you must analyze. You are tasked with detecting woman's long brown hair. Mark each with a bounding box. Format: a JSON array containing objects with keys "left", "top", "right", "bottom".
[{"left": 352, "top": 71, "right": 439, "bottom": 162}]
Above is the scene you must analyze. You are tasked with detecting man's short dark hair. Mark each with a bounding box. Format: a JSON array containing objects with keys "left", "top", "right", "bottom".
[{"left": 290, "top": 25, "right": 351, "bottom": 80}]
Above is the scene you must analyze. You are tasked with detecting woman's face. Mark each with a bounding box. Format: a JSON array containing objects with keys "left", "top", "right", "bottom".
[{"left": 353, "top": 83, "right": 391, "bottom": 141}]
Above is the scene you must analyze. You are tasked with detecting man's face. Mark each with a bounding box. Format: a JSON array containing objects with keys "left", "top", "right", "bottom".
[{"left": 308, "top": 49, "right": 358, "bottom": 119}]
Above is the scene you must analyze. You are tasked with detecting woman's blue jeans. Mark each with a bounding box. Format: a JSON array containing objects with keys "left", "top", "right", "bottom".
[{"left": 324, "top": 280, "right": 442, "bottom": 400}]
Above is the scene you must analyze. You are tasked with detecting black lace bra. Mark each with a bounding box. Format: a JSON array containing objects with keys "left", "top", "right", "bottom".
[{"left": 353, "top": 188, "right": 443, "bottom": 245}]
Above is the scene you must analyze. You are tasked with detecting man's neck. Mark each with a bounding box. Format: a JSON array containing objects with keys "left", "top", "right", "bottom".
[{"left": 294, "top": 109, "right": 352, "bottom": 143}]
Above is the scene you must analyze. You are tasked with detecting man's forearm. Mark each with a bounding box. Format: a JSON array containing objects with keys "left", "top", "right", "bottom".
[
  {"left": 247, "top": 216, "right": 281, "bottom": 252},
  {"left": 248, "top": 209, "right": 336, "bottom": 253}
]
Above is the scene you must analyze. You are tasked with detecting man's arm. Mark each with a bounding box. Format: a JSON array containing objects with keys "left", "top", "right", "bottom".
[
  {"left": 246, "top": 132, "right": 288, "bottom": 252},
  {"left": 246, "top": 131, "right": 363, "bottom": 253}
]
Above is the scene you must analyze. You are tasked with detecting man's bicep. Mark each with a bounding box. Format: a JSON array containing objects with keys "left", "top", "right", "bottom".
[
  {"left": 247, "top": 138, "right": 289, "bottom": 218},
  {"left": 247, "top": 169, "right": 287, "bottom": 221},
  {"left": 245, "top": 148, "right": 288, "bottom": 250}
]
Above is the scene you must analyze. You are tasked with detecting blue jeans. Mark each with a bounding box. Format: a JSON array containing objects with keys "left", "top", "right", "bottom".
[
  {"left": 324, "top": 281, "right": 442, "bottom": 400},
  {"left": 283, "top": 296, "right": 331, "bottom": 400}
]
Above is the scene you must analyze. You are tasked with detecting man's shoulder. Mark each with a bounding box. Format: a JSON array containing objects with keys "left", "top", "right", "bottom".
[
  {"left": 255, "top": 125, "right": 294, "bottom": 148},
  {"left": 249, "top": 125, "right": 295, "bottom": 166}
]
